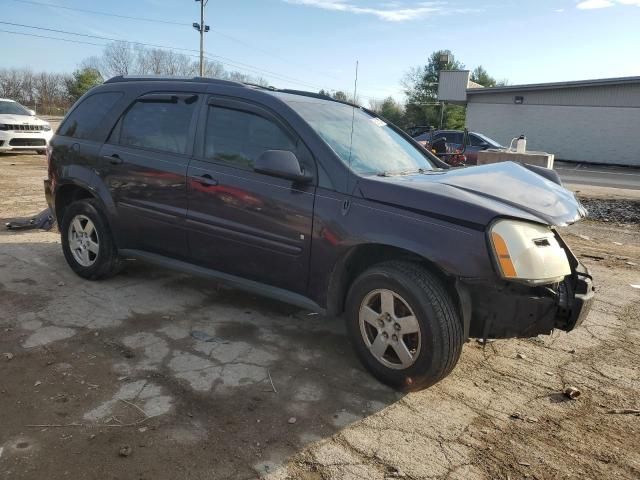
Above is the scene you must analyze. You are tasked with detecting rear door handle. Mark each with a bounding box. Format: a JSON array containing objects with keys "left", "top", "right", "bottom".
[
  {"left": 193, "top": 174, "right": 218, "bottom": 187},
  {"left": 104, "top": 154, "right": 123, "bottom": 165}
]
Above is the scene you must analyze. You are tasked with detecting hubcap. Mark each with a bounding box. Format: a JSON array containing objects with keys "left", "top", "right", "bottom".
[
  {"left": 68, "top": 215, "right": 99, "bottom": 267},
  {"left": 359, "top": 289, "right": 421, "bottom": 370}
]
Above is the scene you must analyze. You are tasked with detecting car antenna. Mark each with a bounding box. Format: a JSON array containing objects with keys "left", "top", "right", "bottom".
[{"left": 346, "top": 60, "right": 359, "bottom": 193}]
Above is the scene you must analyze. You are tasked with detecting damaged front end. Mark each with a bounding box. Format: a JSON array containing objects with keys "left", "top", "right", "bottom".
[{"left": 459, "top": 229, "right": 595, "bottom": 340}]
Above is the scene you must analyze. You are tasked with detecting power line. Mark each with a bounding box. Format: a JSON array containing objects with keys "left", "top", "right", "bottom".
[
  {"left": 6, "top": 0, "right": 344, "bottom": 83},
  {"left": 0, "top": 20, "right": 336, "bottom": 90},
  {"left": 0, "top": 27, "right": 326, "bottom": 90},
  {"left": 5, "top": 0, "right": 188, "bottom": 26}
]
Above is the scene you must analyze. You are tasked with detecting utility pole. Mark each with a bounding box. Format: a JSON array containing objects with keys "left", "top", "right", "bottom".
[{"left": 193, "top": 0, "right": 210, "bottom": 77}]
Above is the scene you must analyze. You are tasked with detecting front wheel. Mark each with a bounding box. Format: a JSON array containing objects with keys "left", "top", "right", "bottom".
[
  {"left": 345, "top": 261, "right": 463, "bottom": 391},
  {"left": 60, "top": 199, "right": 122, "bottom": 280}
]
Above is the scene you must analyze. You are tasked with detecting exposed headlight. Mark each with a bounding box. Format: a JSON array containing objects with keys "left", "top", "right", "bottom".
[{"left": 489, "top": 219, "right": 571, "bottom": 285}]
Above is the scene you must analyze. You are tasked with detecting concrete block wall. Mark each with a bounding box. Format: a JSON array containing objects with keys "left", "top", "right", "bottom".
[{"left": 466, "top": 102, "right": 640, "bottom": 166}]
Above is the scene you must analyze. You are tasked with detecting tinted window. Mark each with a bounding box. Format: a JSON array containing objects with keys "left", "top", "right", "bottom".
[
  {"left": 118, "top": 98, "right": 197, "bottom": 154},
  {"left": 205, "top": 106, "right": 296, "bottom": 170},
  {"left": 58, "top": 92, "right": 122, "bottom": 139},
  {"left": 469, "top": 134, "right": 486, "bottom": 147},
  {"left": 445, "top": 132, "right": 463, "bottom": 144}
]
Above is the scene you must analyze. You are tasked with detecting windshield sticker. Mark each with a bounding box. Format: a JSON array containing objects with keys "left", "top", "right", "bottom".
[{"left": 370, "top": 118, "right": 387, "bottom": 127}]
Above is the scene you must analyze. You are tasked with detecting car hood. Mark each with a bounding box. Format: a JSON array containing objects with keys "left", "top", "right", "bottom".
[
  {"left": 0, "top": 114, "right": 49, "bottom": 125},
  {"left": 357, "top": 161, "right": 587, "bottom": 229}
]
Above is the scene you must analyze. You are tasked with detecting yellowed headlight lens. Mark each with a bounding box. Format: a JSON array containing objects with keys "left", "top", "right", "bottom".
[{"left": 491, "top": 231, "right": 517, "bottom": 278}]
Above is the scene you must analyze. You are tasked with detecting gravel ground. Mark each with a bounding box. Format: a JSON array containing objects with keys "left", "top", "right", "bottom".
[
  {"left": 1, "top": 153, "right": 639, "bottom": 480},
  {"left": 579, "top": 197, "right": 640, "bottom": 224}
]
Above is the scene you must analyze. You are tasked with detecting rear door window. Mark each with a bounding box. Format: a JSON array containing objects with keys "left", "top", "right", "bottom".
[
  {"left": 115, "top": 96, "right": 198, "bottom": 155},
  {"left": 58, "top": 92, "right": 123, "bottom": 139}
]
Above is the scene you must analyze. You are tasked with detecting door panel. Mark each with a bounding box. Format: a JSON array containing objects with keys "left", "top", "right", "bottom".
[
  {"left": 186, "top": 99, "right": 316, "bottom": 293},
  {"left": 99, "top": 144, "right": 190, "bottom": 257},
  {"left": 98, "top": 93, "right": 199, "bottom": 258}
]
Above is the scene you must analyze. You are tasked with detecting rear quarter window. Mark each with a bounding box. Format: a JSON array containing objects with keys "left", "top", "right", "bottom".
[{"left": 58, "top": 92, "right": 123, "bottom": 140}]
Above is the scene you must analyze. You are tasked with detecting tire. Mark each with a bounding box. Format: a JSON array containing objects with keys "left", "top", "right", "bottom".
[
  {"left": 345, "top": 261, "right": 463, "bottom": 391},
  {"left": 60, "top": 198, "right": 122, "bottom": 280}
]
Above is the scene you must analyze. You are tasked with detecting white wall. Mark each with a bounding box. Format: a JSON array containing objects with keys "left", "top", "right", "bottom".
[{"left": 466, "top": 102, "right": 640, "bottom": 166}]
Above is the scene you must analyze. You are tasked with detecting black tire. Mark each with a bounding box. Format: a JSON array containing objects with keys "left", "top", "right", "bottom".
[
  {"left": 60, "top": 198, "right": 122, "bottom": 280},
  {"left": 345, "top": 261, "right": 463, "bottom": 391}
]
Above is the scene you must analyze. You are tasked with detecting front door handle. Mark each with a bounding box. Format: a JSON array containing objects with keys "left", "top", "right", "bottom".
[
  {"left": 193, "top": 174, "right": 218, "bottom": 187},
  {"left": 105, "top": 154, "right": 123, "bottom": 165}
]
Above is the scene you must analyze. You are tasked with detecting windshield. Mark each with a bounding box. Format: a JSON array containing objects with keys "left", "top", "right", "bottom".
[
  {"left": 282, "top": 97, "right": 435, "bottom": 175},
  {"left": 0, "top": 101, "right": 32, "bottom": 116}
]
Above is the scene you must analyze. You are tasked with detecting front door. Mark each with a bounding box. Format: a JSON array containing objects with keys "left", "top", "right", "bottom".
[
  {"left": 99, "top": 93, "right": 200, "bottom": 258},
  {"left": 186, "top": 97, "right": 316, "bottom": 294}
]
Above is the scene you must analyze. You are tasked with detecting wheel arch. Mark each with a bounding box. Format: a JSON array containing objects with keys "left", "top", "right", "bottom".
[{"left": 326, "top": 243, "right": 464, "bottom": 323}]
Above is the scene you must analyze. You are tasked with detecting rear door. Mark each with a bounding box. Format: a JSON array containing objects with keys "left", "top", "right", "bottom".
[
  {"left": 99, "top": 93, "right": 200, "bottom": 258},
  {"left": 186, "top": 96, "right": 316, "bottom": 293}
]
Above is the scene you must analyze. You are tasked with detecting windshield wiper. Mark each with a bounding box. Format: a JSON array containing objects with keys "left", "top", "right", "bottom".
[{"left": 377, "top": 168, "right": 426, "bottom": 177}]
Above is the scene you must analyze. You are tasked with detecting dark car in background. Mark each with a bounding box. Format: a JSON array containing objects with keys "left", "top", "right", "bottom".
[
  {"left": 414, "top": 129, "right": 504, "bottom": 165},
  {"left": 45, "top": 76, "right": 593, "bottom": 390}
]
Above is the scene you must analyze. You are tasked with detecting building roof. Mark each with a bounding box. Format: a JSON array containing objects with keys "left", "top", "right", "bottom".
[{"left": 467, "top": 75, "right": 640, "bottom": 95}]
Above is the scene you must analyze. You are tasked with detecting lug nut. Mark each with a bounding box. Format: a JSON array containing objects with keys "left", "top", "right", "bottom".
[
  {"left": 382, "top": 332, "right": 389, "bottom": 340},
  {"left": 392, "top": 334, "right": 398, "bottom": 342},
  {"left": 394, "top": 323, "right": 401, "bottom": 331}
]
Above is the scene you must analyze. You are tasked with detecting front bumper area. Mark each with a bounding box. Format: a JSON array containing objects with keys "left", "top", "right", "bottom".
[
  {"left": 0, "top": 130, "right": 52, "bottom": 151},
  {"left": 460, "top": 257, "right": 594, "bottom": 339}
]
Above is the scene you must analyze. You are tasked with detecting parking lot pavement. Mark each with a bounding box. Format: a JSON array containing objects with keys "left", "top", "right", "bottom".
[
  {"left": 555, "top": 161, "right": 640, "bottom": 190},
  {"left": 1, "top": 153, "right": 640, "bottom": 479}
]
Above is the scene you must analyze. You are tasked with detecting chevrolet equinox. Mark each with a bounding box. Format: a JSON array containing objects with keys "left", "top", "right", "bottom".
[{"left": 45, "top": 76, "right": 594, "bottom": 390}]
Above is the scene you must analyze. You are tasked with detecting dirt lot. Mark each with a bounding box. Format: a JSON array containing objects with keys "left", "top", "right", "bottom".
[{"left": 1, "top": 150, "right": 639, "bottom": 480}]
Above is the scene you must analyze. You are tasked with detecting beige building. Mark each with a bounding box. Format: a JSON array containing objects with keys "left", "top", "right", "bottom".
[{"left": 438, "top": 71, "right": 640, "bottom": 166}]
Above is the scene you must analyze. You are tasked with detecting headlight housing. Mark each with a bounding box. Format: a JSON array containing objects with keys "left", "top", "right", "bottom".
[{"left": 489, "top": 219, "right": 571, "bottom": 285}]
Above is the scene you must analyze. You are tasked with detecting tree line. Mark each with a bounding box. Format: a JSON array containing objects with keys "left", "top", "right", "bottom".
[
  {"left": 0, "top": 41, "right": 268, "bottom": 115},
  {"left": 2, "top": 43, "right": 504, "bottom": 132}
]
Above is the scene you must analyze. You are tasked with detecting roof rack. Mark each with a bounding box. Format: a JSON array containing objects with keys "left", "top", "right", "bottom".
[{"left": 104, "top": 75, "right": 245, "bottom": 87}]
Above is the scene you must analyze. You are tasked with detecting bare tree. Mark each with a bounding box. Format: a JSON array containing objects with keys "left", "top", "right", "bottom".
[{"left": 102, "top": 41, "right": 135, "bottom": 77}]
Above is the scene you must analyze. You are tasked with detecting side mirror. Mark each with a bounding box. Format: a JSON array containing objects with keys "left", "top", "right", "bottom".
[
  {"left": 254, "top": 150, "right": 311, "bottom": 183},
  {"left": 28, "top": 109, "right": 36, "bottom": 116}
]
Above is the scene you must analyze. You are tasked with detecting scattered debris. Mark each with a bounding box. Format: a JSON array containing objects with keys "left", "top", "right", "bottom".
[
  {"left": 190, "top": 330, "right": 224, "bottom": 343},
  {"left": 138, "top": 427, "right": 148, "bottom": 433},
  {"left": 568, "top": 349, "right": 577, "bottom": 354},
  {"left": 287, "top": 417, "right": 297, "bottom": 424},
  {"left": 267, "top": 369, "right": 277, "bottom": 394},
  {"left": 57, "top": 281, "right": 65, "bottom": 287},
  {"left": 89, "top": 434, "right": 96, "bottom": 440},
  {"left": 510, "top": 412, "right": 538, "bottom": 423},
  {"left": 613, "top": 241, "right": 623, "bottom": 246},
  {"left": 2, "top": 353, "right": 13, "bottom": 361},
  {"left": 606, "top": 408, "right": 640, "bottom": 415},
  {"left": 581, "top": 254, "right": 605, "bottom": 261},
  {"left": 577, "top": 235, "right": 591, "bottom": 241},
  {"left": 34, "top": 380, "right": 42, "bottom": 387},
  {"left": 516, "top": 353, "right": 526, "bottom": 359},
  {"left": 518, "top": 461, "right": 531, "bottom": 467},
  {"left": 119, "top": 445, "right": 132, "bottom": 457},
  {"left": 545, "top": 371, "right": 553, "bottom": 376},
  {"left": 307, "top": 312, "right": 319, "bottom": 316},
  {"left": 563, "top": 386, "right": 582, "bottom": 400},
  {"left": 626, "top": 261, "right": 638, "bottom": 267}
]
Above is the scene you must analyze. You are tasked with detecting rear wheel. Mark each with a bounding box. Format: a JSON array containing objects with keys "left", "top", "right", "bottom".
[
  {"left": 61, "top": 199, "right": 122, "bottom": 280},
  {"left": 345, "top": 261, "right": 463, "bottom": 391}
]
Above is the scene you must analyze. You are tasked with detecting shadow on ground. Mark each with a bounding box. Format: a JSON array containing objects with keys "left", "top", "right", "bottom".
[{"left": 0, "top": 236, "right": 401, "bottom": 479}]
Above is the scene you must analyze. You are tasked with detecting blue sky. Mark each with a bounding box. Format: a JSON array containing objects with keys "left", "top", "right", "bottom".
[{"left": 1, "top": 0, "right": 639, "bottom": 102}]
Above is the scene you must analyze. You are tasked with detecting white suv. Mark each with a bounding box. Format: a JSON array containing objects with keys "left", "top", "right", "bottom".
[{"left": 0, "top": 98, "right": 53, "bottom": 154}]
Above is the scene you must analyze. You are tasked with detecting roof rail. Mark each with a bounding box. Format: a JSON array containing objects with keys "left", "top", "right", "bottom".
[
  {"left": 277, "top": 88, "right": 359, "bottom": 107},
  {"left": 104, "top": 75, "right": 246, "bottom": 87}
]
